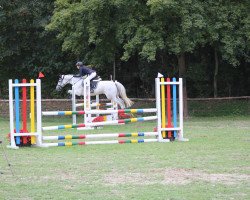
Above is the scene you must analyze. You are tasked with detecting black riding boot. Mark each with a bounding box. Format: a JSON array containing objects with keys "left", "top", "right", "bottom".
[{"left": 90, "top": 80, "right": 94, "bottom": 93}]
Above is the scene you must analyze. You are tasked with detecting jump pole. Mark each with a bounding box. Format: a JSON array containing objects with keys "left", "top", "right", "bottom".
[
  {"left": 14, "top": 79, "right": 21, "bottom": 145},
  {"left": 82, "top": 78, "right": 94, "bottom": 130},
  {"left": 156, "top": 76, "right": 166, "bottom": 142},
  {"left": 43, "top": 132, "right": 158, "bottom": 140},
  {"left": 8, "top": 80, "right": 17, "bottom": 149},
  {"left": 72, "top": 84, "right": 77, "bottom": 124},
  {"left": 160, "top": 77, "right": 166, "bottom": 139},
  {"left": 172, "top": 78, "right": 177, "bottom": 138},
  {"left": 42, "top": 108, "right": 157, "bottom": 116},
  {"left": 22, "top": 79, "right": 28, "bottom": 144},
  {"left": 42, "top": 138, "right": 159, "bottom": 147},
  {"left": 42, "top": 123, "right": 160, "bottom": 147},
  {"left": 42, "top": 116, "right": 157, "bottom": 131},
  {"left": 36, "top": 78, "right": 43, "bottom": 147},
  {"left": 178, "top": 78, "right": 188, "bottom": 141},
  {"left": 95, "top": 94, "right": 100, "bottom": 118},
  {"left": 166, "top": 78, "right": 173, "bottom": 139},
  {"left": 30, "top": 79, "right": 36, "bottom": 144}
]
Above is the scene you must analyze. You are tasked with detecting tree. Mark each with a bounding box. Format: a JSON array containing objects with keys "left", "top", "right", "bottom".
[
  {"left": 46, "top": 0, "right": 117, "bottom": 66},
  {"left": 0, "top": 0, "right": 74, "bottom": 98},
  {"left": 204, "top": 1, "right": 250, "bottom": 97},
  {"left": 146, "top": 0, "right": 207, "bottom": 117}
]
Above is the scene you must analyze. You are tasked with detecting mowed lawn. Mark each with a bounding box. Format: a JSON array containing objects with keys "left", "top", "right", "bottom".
[{"left": 0, "top": 116, "right": 249, "bottom": 200}]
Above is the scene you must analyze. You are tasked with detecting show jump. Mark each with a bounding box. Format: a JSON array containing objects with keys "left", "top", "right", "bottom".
[{"left": 8, "top": 74, "right": 188, "bottom": 149}]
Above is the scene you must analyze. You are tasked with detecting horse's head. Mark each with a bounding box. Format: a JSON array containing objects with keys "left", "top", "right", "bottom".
[
  {"left": 56, "top": 75, "right": 73, "bottom": 91},
  {"left": 56, "top": 75, "right": 65, "bottom": 91}
]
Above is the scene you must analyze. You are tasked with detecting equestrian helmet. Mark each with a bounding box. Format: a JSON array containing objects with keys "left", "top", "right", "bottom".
[{"left": 76, "top": 61, "right": 83, "bottom": 66}]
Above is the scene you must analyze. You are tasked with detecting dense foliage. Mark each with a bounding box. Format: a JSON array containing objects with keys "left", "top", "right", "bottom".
[{"left": 0, "top": 0, "right": 249, "bottom": 100}]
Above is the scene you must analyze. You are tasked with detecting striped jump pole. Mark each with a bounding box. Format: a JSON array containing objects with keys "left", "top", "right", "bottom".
[
  {"left": 43, "top": 132, "right": 158, "bottom": 140},
  {"left": 42, "top": 116, "right": 157, "bottom": 131},
  {"left": 43, "top": 138, "right": 158, "bottom": 147},
  {"left": 75, "top": 102, "right": 114, "bottom": 108},
  {"left": 42, "top": 108, "right": 157, "bottom": 116}
]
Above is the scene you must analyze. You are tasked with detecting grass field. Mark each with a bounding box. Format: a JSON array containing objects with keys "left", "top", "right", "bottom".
[{"left": 0, "top": 115, "right": 249, "bottom": 200}]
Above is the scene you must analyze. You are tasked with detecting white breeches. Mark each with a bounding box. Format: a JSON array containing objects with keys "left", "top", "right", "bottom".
[{"left": 86, "top": 72, "right": 97, "bottom": 81}]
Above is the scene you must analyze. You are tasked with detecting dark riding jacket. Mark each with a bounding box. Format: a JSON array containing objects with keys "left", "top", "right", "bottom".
[{"left": 79, "top": 65, "right": 96, "bottom": 76}]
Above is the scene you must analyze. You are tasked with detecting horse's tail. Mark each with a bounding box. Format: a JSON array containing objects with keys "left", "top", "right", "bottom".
[{"left": 115, "top": 81, "right": 134, "bottom": 108}]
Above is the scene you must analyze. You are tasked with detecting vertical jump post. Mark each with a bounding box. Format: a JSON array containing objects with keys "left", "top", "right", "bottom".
[
  {"left": 30, "top": 79, "right": 36, "bottom": 144},
  {"left": 14, "top": 79, "right": 20, "bottom": 145},
  {"left": 22, "top": 79, "right": 28, "bottom": 144},
  {"left": 172, "top": 78, "right": 177, "bottom": 138}
]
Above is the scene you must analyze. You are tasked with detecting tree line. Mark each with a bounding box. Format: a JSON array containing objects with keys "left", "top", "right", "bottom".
[{"left": 0, "top": 0, "right": 249, "bottom": 104}]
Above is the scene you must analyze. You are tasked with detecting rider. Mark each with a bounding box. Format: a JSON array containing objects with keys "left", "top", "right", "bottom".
[
  {"left": 76, "top": 61, "right": 97, "bottom": 91},
  {"left": 76, "top": 61, "right": 96, "bottom": 80}
]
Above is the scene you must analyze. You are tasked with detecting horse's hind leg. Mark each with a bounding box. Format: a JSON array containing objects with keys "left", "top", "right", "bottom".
[
  {"left": 116, "top": 96, "right": 125, "bottom": 108},
  {"left": 106, "top": 94, "right": 125, "bottom": 109},
  {"left": 113, "top": 97, "right": 125, "bottom": 109}
]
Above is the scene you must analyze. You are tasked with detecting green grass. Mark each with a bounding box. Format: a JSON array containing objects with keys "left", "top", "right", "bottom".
[
  {"left": 0, "top": 116, "right": 249, "bottom": 200},
  {"left": 133, "top": 98, "right": 250, "bottom": 117},
  {"left": 188, "top": 99, "right": 250, "bottom": 117}
]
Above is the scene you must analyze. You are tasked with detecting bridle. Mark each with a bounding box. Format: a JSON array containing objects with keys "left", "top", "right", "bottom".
[
  {"left": 57, "top": 75, "right": 73, "bottom": 90},
  {"left": 57, "top": 75, "right": 83, "bottom": 90}
]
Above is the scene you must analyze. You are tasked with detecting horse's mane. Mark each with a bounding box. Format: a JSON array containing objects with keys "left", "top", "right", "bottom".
[{"left": 63, "top": 74, "right": 81, "bottom": 78}]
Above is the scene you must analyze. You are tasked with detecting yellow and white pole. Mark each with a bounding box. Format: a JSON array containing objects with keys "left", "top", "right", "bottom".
[{"left": 160, "top": 77, "right": 166, "bottom": 139}]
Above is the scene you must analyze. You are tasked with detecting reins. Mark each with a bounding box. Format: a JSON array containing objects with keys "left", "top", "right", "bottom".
[
  {"left": 72, "top": 76, "right": 83, "bottom": 86},
  {"left": 57, "top": 75, "right": 73, "bottom": 90}
]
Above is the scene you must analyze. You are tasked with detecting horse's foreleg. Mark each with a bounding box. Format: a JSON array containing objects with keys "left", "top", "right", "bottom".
[
  {"left": 66, "top": 90, "right": 73, "bottom": 99},
  {"left": 67, "top": 90, "right": 72, "bottom": 95}
]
